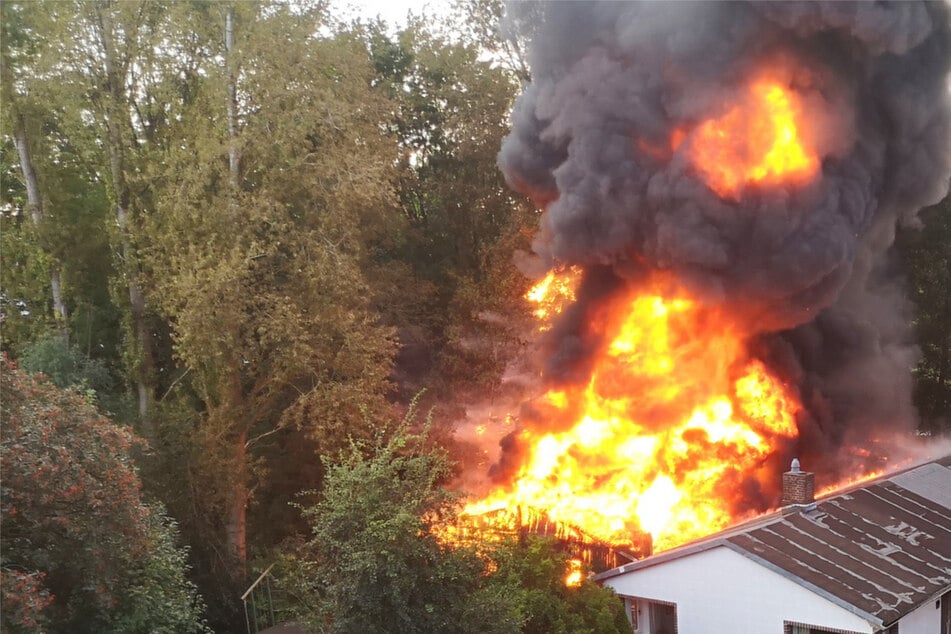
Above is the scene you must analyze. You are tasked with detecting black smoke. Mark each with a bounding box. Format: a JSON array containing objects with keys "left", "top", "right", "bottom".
[{"left": 498, "top": 1, "right": 951, "bottom": 480}]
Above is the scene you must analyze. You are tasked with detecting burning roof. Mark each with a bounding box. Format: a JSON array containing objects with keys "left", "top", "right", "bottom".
[{"left": 456, "top": 1, "right": 951, "bottom": 560}]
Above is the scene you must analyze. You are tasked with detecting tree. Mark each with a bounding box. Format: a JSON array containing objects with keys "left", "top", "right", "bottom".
[
  {"left": 451, "top": 0, "right": 534, "bottom": 83},
  {"left": 0, "top": 0, "right": 201, "bottom": 435},
  {"left": 78, "top": 0, "right": 165, "bottom": 434},
  {"left": 1, "top": 1, "right": 121, "bottom": 357},
  {"left": 0, "top": 357, "right": 207, "bottom": 633},
  {"left": 897, "top": 190, "right": 951, "bottom": 432},
  {"left": 276, "top": 406, "right": 523, "bottom": 634},
  {"left": 142, "top": 1, "right": 399, "bottom": 584},
  {"left": 367, "top": 22, "right": 537, "bottom": 400},
  {"left": 0, "top": 1, "right": 68, "bottom": 337}
]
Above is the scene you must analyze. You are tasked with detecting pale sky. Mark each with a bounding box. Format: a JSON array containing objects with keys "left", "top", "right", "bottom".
[{"left": 329, "top": 0, "right": 452, "bottom": 29}]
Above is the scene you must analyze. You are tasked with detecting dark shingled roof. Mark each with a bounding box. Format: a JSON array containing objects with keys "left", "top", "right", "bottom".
[{"left": 596, "top": 456, "right": 951, "bottom": 628}]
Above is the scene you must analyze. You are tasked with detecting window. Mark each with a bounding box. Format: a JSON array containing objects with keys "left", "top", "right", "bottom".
[
  {"left": 648, "top": 600, "right": 677, "bottom": 634},
  {"left": 941, "top": 590, "right": 950, "bottom": 634},
  {"left": 623, "top": 597, "right": 677, "bottom": 634}
]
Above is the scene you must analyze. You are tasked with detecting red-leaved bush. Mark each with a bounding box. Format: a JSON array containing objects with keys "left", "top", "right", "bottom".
[{"left": 1, "top": 355, "right": 149, "bottom": 630}]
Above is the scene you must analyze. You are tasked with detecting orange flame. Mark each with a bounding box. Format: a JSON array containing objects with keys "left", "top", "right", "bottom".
[
  {"left": 463, "top": 273, "right": 800, "bottom": 553},
  {"left": 678, "top": 80, "right": 818, "bottom": 198},
  {"left": 565, "top": 558, "right": 583, "bottom": 587},
  {"left": 526, "top": 267, "right": 582, "bottom": 329}
]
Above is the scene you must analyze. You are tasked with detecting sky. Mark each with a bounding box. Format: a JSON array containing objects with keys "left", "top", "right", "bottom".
[{"left": 328, "top": 0, "right": 452, "bottom": 29}]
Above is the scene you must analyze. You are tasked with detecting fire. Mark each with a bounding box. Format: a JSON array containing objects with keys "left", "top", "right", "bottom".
[
  {"left": 678, "top": 79, "right": 818, "bottom": 198},
  {"left": 564, "top": 558, "right": 583, "bottom": 587},
  {"left": 462, "top": 272, "right": 800, "bottom": 553},
  {"left": 451, "top": 80, "right": 844, "bottom": 573},
  {"left": 815, "top": 472, "right": 883, "bottom": 498},
  {"left": 526, "top": 267, "right": 582, "bottom": 328}
]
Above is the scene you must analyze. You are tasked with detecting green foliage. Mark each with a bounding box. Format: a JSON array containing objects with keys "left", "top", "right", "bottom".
[
  {"left": 125, "top": 6, "right": 404, "bottom": 621},
  {"left": 365, "top": 23, "right": 537, "bottom": 398},
  {"left": 144, "top": 1, "right": 399, "bottom": 441},
  {"left": 276, "top": 406, "right": 522, "bottom": 634},
  {"left": 1, "top": 0, "right": 123, "bottom": 365},
  {"left": 108, "top": 510, "right": 210, "bottom": 634},
  {"left": 0, "top": 214, "right": 51, "bottom": 347},
  {"left": 19, "top": 334, "right": 113, "bottom": 396},
  {"left": 0, "top": 357, "right": 208, "bottom": 633},
  {"left": 486, "top": 537, "right": 631, "bottom": 634},
  {"left": 897, "top": 190, "right": 951, "bottom": 431}
]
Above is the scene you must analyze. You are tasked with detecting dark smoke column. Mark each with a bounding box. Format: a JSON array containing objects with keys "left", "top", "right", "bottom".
[{"left": 498, "top": 1, "right": 951, "bottom": 471}]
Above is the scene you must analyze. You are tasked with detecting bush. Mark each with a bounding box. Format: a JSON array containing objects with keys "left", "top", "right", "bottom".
[{"left": 0, "top": 357, "right": 208, "bottom": 633}]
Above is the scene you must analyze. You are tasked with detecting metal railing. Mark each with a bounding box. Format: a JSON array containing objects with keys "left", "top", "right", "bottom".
[{"left": 241, "top": 563, "right": 276, "bottom": 634}]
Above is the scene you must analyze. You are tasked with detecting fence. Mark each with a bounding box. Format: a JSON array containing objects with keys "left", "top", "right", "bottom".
[{"left": 241, "top": 563, "right": 276, "bottom": 634}]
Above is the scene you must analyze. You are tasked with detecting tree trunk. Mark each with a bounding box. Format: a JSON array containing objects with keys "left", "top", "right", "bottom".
[
  {"left": 13, "top": 112, "right": 69, "bottom": 339},
  {"left": 96, "top": 4, "right": 154, "bottom": 437},
  {"left": 13, "top": 115, "right": 42, "bottom": 225},
  {"left": 225, "top": 5, "right": 240, "bottom": 191},
  {"left": 223, "top": 364, "right": 249, "bottom": 579},
  {"left": 226, "top": 427, "right": 249, "bottom": 581},
  {"left": 50, "top": 269, "right": 67, "bottom": 333},
  {"left": 222, "top": 6, "right": 247, "bottom": 582}
]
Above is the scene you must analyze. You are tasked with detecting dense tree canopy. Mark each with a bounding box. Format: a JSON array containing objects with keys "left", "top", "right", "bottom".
[
  {"left": 1, "top": 1, "right": 547, "bottom": 628},
  {"left": 142, "top": 1, "right": 401, "bottom": 582}
]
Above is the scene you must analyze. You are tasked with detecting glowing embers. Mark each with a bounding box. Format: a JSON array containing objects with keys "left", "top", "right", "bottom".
[
  {"left": 564, "top": 558, "right": 583, "bottom": 587},
  {"left": 526, "top": 266, "right": 582, "bottom": 329},
  {"left": 678, "top": 80, "right": 819, "bottom": 199},
  {"left": 463, "top": 279, "right": 800, "bottom": 553}
]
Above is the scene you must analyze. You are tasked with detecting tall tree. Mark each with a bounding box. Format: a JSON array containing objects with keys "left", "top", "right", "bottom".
[
  {"left": 143, "top": 1, "right": 399, "bottom": 582},
  {"left": 367, "top": 22, "right": 537, "bottom": 400},
  {"left": 9, "top": 114, "right": 68, "bottom": 334},
  {"left": 3, "top": 1, "right": 165, "bottom": 434},
  {"left": 1, "top": 1, "right": 122, "bottom": 379},
  {"left": 1, "top": 2, "right": 68, "bottom": 338},
  {"left": 86, "top": 1, "right": 159, "bottom": 434},
  {"left": 14, "top": 0, "right": 211, "bottom": 434}
]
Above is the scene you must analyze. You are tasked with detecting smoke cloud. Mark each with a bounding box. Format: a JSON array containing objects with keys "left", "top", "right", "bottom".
[{"left": 498, "top": 1, "right": 951, "bottom": 481}]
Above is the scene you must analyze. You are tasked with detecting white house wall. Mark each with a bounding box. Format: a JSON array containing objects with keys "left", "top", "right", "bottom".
[
  {"left": 602, "top": 545, "right": 876, "bottom": 634},
  {"left": 897, "top": 595, "right": 941, "bottom": 634}
]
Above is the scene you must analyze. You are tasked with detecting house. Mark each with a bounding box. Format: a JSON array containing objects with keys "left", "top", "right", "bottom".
[{"left": 595, "top": 456, "right": 951, "bottom": 634}]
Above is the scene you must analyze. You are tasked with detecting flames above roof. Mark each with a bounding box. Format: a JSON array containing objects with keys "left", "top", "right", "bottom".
[{"left": 452, "top": 1, "right": 951, "bottom": 562}]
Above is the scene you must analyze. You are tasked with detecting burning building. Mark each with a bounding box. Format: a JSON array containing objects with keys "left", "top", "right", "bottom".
[{"left": 457, "top": 1, "right": 951, "bottom": 561}]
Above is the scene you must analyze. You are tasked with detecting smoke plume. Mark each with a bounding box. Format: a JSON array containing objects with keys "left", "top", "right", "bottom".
[{"left": 498, "top": 1, "right": 951, "bottom": 482}]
